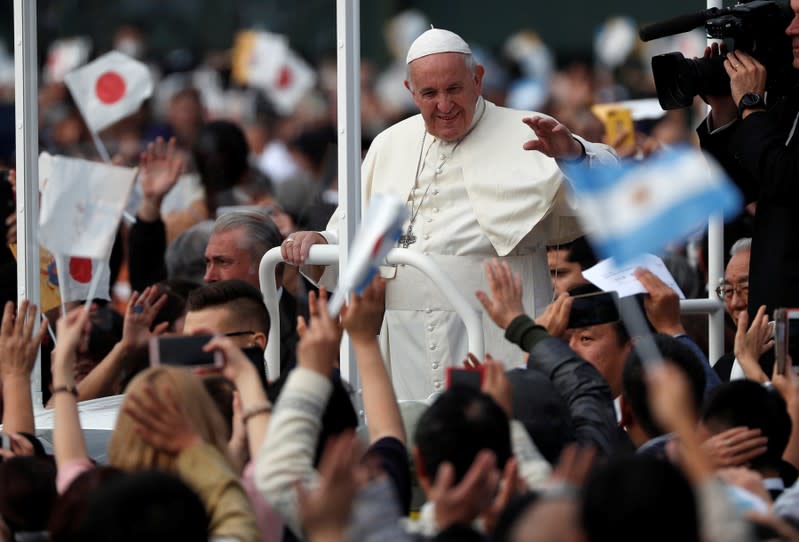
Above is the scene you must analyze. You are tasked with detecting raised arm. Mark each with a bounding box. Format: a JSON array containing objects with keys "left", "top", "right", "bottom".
[
  {"left": 0, "top": 300, "right": 48, "bottom": 433},
  {"left": 129, "top": 137, "right": 183, "bottom": 291},
  {"left": 255, "top": 288, "right": 342, "bottom": 536},
  {"left": 70, "top": 286, "right": 167, "bottom": 403},
  {"left": 340, "top": 277, "right": 405, "bottom": 444},
  {"left": 52, "top": 307, "right": 92, "bottom": 471}
]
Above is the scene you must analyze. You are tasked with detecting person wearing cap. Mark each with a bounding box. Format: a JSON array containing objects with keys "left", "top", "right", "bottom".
[{"left": 282, "top": 28, "right": 616, "bottom": 400}]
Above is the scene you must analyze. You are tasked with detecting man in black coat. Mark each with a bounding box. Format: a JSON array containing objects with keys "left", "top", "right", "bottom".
[{"left": 697, "top": 4, "right": 799, "bottom": 341}]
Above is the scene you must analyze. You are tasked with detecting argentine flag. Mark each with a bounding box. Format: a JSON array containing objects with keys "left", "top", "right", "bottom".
[{"left": 561, "top": 145, "right": 742, "bottom": 265}]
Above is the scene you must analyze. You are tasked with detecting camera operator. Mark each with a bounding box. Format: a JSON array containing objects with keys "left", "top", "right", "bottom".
[{"left": 698, "top": 0, "right": 799, "bottom": 357}]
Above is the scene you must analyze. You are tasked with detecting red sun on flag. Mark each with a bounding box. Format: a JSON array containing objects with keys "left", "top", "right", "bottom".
[
  {"left": 276, "top": 66, "right": 293, "bottom": 89},
  {"left": 69, "top": 256, "right": 93, "bottom": 284},
  {"left": 95, "top": 71, "right": 126, "bottom": 104}
]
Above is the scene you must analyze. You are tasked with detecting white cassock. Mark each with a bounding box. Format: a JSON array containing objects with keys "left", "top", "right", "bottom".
[{"left": 314, "top": 97, "right": 616, "bottom": 400}]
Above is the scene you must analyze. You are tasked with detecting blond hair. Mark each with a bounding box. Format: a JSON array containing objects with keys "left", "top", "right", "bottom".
[{"left": 108, "top": 366, "right": 230, "bottom": 471}]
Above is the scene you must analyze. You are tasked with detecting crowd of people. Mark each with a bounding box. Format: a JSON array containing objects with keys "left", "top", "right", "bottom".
[{"left": 0, "top": 3, "right": 798, "bottom": 541}]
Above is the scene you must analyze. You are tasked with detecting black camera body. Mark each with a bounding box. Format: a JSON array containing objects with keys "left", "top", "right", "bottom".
[{"left": 641, "top": 0, "right": 797, "bottom": 110}]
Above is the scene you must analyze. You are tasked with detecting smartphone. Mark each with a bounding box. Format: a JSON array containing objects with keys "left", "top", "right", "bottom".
[
  {"left": 445, "top": 366, "right": 485, "bottom": 390},
  {"left": 774, "top": 308, "right": 799, "bottom": 375},
  {"left": 149, "top": 335, "right": 223, "bottom": 369},
  {"left": 591, "top": 105, "right": 635, "bottom": 148},
  {"left": 567, "top": 290, "right": 621, "bottom": 329},
  {"left": 0, "top": 432, "right": 10, "bottom": 450}
]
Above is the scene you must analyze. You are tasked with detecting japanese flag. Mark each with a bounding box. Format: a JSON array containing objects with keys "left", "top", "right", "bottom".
[
  {"left": 232, "top": 30, "right": 316, "bottom": 115},
  {"left": 38, "top": 152, "right": 137, "bottom": 261},
  {"left": 64, "top": 51, "right": 153, "bottom": 133}
]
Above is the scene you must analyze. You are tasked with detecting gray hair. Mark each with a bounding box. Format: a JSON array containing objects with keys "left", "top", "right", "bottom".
[
  {"left": 405, "top": 53, "right": 478, "bottom": 89},
  {"left": 729, "top": 237, "right": 752, "bottom": 257},
  {"left": 166, "top": 220, "right": 215, "bottom": 284},
  {"left": 213, "top": 209, "right": 283, "bottom": 264}
]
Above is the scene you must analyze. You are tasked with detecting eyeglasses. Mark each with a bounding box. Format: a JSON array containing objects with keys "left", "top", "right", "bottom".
[
  {"left": 715, "top": 282, "right": 749, "bottom": 301},
  {"left": 224, "top": 330, "right": 255, "bottom": 338}
]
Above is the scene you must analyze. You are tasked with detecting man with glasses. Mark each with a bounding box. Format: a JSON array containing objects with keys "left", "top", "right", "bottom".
[
  {"left": 713, "top": 238, "right": 752, "bottom": 381},
  {"left": 183, "top": 279, "right": 270, "bottom": 353}
]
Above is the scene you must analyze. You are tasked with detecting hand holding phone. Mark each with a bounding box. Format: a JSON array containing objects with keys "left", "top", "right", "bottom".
[
  {"left": 774, "top": 308, "right": 799, "bottom": 375},
  {"left": 446, "top": 365, "right": 485, "bottom": 390},
  {"left": 149, "top": 335, "right": 223, "bottom": 369}
]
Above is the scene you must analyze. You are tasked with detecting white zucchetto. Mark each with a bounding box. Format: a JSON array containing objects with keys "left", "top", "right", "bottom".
[{"left": 405, "top": 28, "right": 472, "bottom": 64}]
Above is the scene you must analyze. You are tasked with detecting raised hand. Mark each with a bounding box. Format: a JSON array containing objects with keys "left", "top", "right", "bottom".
[
  {"left": 534, "top": 293, "right": 572, "bottom": 338},
  {"left": 481, "top": 355, "right": 513, "bottom": 419},
  {"left": 0, "top": 300, "right": 48, "bottom": 381},
  {"left": 297, "top": 288, "right": 343, "bottom": 376},
  {"left": 476, "top": 259, "right": 525, "bottom": 330},
  {"left": 635, "top": 268, "right": 685, "bottom": 336},
  {"left": 430, "top": 450, "right": 500, "bottom": 530},
  {"left": 340, "top": 277, "right": 386, "bottom": 343},
  {"left": 121, "top": 286, "right": 169, "bottom": 350},
  {"left": 137, "top": 137, "right": 185, "bottom": 221},
  {"left": 52, "top": 306, "right": 91, "bottom": 387},
  {"left": 733, "top": 305, "right": 772, "bottom": 383},
  {"left": 522, "top": 116, "right": 584, "bottom": 160}
]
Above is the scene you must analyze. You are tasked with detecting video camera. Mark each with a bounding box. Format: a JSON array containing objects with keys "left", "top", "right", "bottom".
[{"left": 639, "top": 0, "right": 796, "bottom": 110}]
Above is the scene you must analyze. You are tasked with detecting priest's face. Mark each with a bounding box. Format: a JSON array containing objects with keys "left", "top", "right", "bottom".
[{"left": 405, "top": 52, "right": 485, "bottom": 141}]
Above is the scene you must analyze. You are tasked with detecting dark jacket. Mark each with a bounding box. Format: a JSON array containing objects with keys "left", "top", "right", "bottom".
[{"left": 505, "top": 315, "right": 624, "bottom": 456}]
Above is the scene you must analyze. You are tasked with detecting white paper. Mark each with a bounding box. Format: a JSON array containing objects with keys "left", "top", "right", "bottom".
[{"left": 582, "top": 254, "right": 686, "bottom": 299}]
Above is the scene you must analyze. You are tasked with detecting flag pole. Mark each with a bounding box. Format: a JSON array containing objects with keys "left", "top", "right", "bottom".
[
  {"left": 54, "top": 253, "right": 68, "bottom": 318},
  {"left": 89, "top": 130, "right": 111, "bottom": 163},
  {"left": 83, "top": 259, "right": 105, "bottom": 310}
]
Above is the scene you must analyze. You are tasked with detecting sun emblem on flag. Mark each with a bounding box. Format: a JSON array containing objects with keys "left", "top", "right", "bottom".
[{"left": 631, "top": 185, "right": 651, "bottom": 207}]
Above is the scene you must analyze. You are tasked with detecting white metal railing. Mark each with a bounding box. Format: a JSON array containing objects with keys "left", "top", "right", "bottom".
[
  {"left": 680, "top": 297, "right": 725, "bottom": 366},
  {"left": 258, "top": 245, "right": 485, "bottom": 381}
]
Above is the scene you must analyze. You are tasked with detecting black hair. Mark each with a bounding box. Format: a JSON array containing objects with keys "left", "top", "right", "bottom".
[
  {"left": 73, "top": 470, "right": 208, "bottom": 542},
  {"left": 701, "top": 380, "right": 791, "bottom": 472},
  {"left": 49, "top": 466, "right": 125, "bottom": 542},
  {"left": 192, "top": 120, "right": 249, "bottom": 211},
  {"left": 0, "top": 456, "right": 57, "bottom": 534},
  {"left": 546, "top": 237, "right": 598, "bottom": 270},
  {"left": 187, "top": 279, "right": 270, "bottom": 334},
  {"left": 414, "top": 386, "right": 511, "bottom": 484},
  {"left": 151, "top": 280, "right": 194, "bottom": 332},
  {"left": 581, "top": 455, "right": 700, "bottom": 542},
  {"left": 622, "top": 333, "right": 707, "bottom": 439}
]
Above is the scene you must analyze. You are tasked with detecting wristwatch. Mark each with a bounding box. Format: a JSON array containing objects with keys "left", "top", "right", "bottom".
[{"left": 738, "top": 92, "right": 764, "bottom": 117}]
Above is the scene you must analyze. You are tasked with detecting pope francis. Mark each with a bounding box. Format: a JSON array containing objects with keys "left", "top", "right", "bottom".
[{"left": 282, "top": 28, "right": 616, "bottom": 400}]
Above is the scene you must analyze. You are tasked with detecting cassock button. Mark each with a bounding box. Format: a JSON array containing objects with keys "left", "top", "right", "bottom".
[
  {"left": 432, "top": 362, "right": 439, "bottom": 369},
  {"left": 432, "top": 208, "right": 439, "bottom": 214},
  {"left": 424, "top": 234, "right": 430, "bottom": 240},
  {"left": 427, "top": 324, "right": 434, "bottom": 331},
  {"left": 425, "top": 308, "right": 432, "bottom": 314},
  {"left": 434, "top": 381, "right": 442, "bottom": 389},
  {"left": 435, "top": 167, "right": 442, "bottom": 175},
  {"left": 429, "top": 344, "right": 437, "bottom": 351},
  {"left": 432, "top": 189, "right": 439, "bottom": 195},
  {"left": 425, "top": 218, "right": 432, "bottom": 223}
]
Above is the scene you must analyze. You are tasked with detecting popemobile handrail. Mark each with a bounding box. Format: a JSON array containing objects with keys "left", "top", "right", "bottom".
[{"left": 258, "top": 245, "right": 485, "bottom": 381}]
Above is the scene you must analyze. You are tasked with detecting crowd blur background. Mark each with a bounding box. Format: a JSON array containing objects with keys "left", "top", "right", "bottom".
[{"left": 0, "top": 1, "right": 740, "bottom": 354}]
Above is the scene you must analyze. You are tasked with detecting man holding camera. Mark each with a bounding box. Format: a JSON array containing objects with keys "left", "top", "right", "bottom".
[{"left": 698, "top": 0, "right": 799, "bottom": 342}]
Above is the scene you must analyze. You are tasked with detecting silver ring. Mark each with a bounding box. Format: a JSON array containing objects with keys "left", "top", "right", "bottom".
[{"left": 286, "top": 237, "right": 295, "bottom": 243}]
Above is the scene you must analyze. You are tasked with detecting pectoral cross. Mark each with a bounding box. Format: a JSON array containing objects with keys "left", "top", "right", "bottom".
[{"left": 399, "top": 224, "right": 416, "bottom": 248}]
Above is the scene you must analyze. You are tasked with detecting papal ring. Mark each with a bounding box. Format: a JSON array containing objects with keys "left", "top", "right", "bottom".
[{"left": 286, "top": 237, "right": 295, "bottom": 244}]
